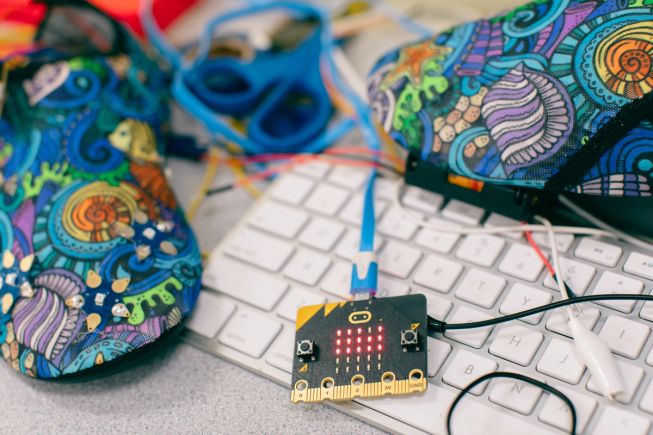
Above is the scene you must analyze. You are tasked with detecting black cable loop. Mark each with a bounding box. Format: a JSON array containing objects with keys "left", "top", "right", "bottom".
[{"left": 446, "top": 372, "right": 577, "bottom": 435}]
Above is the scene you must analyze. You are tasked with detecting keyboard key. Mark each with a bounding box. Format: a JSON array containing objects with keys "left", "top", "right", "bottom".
[
  {"left": 293, "top": 161, "right": 330, "bottom": 178},
  {"left": 598, "top": 315, "right": 650, "bottom": 359},
  {"left": 499, "top": 283, "right": 553, "bottom": 325},
  {"left": 327, "top": 165, "right": 368, "bottom": 190},
  {"left": 377, "top": 207, "right": 419, "bottom": 241},
  {"left": 185, "top": 292, "right": 235, "bottom": 338},
  {"left": 489, "top": 324, "right": 544, "bottom": 366},
  {"left": 223, "top": 228, "right": 294, "bottom": 272},
  {"left": 265, "top": 326, "right": 295, "bottom": 373},
  {"left": 592, "top": 271, "right": 644, "bottom": 313},
  {"left": 415, "top": 218, "right": 461, "bottom": 254},
  {"left": 378, "top": 241, "right": 422, "bottom": 279},
  {"left": 543, "top": 258, "right": 595, "bottom": 295},
  {"left": 298, "top": 217, "right": 345, "bottom": 252},
  {"left": 587, "top": 360, "right": 643, "bottom": 403},
  {"left": 499, "top": 243, "right": 545, "bottom": 282},
  {"left": 338, "top": 194, "right": 387, "bottom": 226},
  {"left": 283, "top": 249, "right": 331, "bottom": 286},
  {"left": 304, "top": 184, "right": 349, "bottom": 216},
  {"left": 269, "top": 173, "right": 314, "bottom": 205},
  {"left": 455, "top": 268, "right": 506, "bottom": 308},
  {"left": 358, "top": 383, "right": 556, "bottom": 435},
  {"left": 647, "top": 346, "right": 653, "bottom": 366},
  {"left": 206, "top": 256, "right": 288, "bottom": 311},
  {"left": 546, "top": 308, "right": 600, "bottom": 338},
  {"left": 276, "top": 287, "right": 326, "bottom": 322},
  {"left": 455, "top": 234, "right": 506, "bottom": 267},
  {"left": 248, "top": 200, "right": 309, "bottom": 239},
  {"left": 445, "top": 306, "right": 493, "bottom": 348},
  {"left": 441, "top": 199, "right": 484, "bottom": 225},
  {"left": 218, "top": 308, "right": 282, "bottom": 358},
  {"left": 376, "top": 275, "right": 410, "bottom": 298},
  {"left": 624, "top": 252, "right": 653, "bottom": 280},
  {"left": 531, "top": 232, "right": 574, "bottom": 253},
  {"left": 640, "top": 301, "right": 653, "bottom": 322},
  {"left": 427, "top": 337, "right": 451, "bottom": 377},
  {"left": 484, "top": 213, "right": 521, "bottom": 239},
  {"left": 575, "top": 238, "right": 622, "bottom": 267},
  {"left": 489, "top": 370, "right": 543, "bottom": 415},
  {"left": 373, "top": 176, "right": 397, "bottom": 201},
  {"left": 417, "top": 290, "right": 452, "bottom": 320},
  {"left": 443, "top": 349, "right": 497, "bottom": 395},
  {"left": 539, "top": 385, "right": 597, "bottom": 433},
  {"left": 592, "top": 405, "right": 650, "bottom": 435},
  {"left": 536, "top": 338, "right": 585, "bottom": 384},
  {"left": 639, "top": 379, "right": 653, "bottom": 414},
  {"left": 356, "top": 383, "right": 455, "bottom": 434},
  {"left": 403, "top": 186, "right": 443, "bottom": 214},
  {"left": 413, "top": 255, "right": 463, "bottom": 293},
  {"left": 335, "top": 229, "right": 383, "bottom": 261},
  {"left": 321, "top": 262, "right": 351, "bottom": 299}
]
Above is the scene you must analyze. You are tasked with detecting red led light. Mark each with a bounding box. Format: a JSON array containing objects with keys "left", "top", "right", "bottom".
[
  {"left": 378, "top": 325, "right": 383, "bottom": 332},
  {"left": 346, "top": 347, "right": 351, "bottom": 354},
  {"left": 337, "top": 330, "right": 342, "bottom": 337},
  {"left": 367, "top": 336, "right": 373, "bottom": 343},
  {"left": 378, "top": 344, "right": 383, "bottom": 351},
  {"left": 346, "top": 338, "right": 352, "bottom": 345},
  {"left": 367, "top": 345, "right": 372, "bottom": 352},
  {"left": 336, "top": 348, "right": 341, "bottom": 355},
  {"left": 356, "top": 346, "right": 361, "bottom": 353},
  {"left": 347, "top": 329, "right": 352, "bottom": 335},
  {"left": 357, "top": 328, "right": 362, "bottom": 334},
  {"left": 357, "top": 337, "right": 362, "bottom": 344},
  {"left": 336, "top": 339, "right": 341, "bottom": 346},
  {"left": 378, "top": 335, "right": 383, "bottom": 341}
]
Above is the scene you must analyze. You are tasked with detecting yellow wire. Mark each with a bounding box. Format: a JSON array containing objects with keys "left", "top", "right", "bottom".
[
  {"left": 223, "top": 125, "right": 262, "bottom": 198},
  {"left": 379, "top": 126, "right": 405, "bottom": 173},
  {"left": 229, "top": 158, "right": 262, "bottom": 198},
  {"left": 186, "top": 147, "right": 221, "bottom": 222}
]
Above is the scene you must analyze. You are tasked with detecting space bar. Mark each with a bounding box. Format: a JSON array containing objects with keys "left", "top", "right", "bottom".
[{"left": 357, "top": 385, "right": 556, "bottom": 435}]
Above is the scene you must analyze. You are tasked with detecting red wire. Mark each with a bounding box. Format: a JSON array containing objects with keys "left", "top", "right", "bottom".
[
  {"left": 199, "top": 146, "right": 405, "bottom": 169},
  {"left": 233, "top": 154, "right": 390, "bottom": 187},
  {"left": 524, "top": 230, "right": 556, "bottom": 276}
]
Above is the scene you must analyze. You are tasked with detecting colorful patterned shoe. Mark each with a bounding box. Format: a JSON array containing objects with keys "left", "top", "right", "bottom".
[
  {"left": 368, "top": 0, "right": 653, "bottom": 197},
  {"left": 0, "top": 2, "right": 202, "bottom": 379}
]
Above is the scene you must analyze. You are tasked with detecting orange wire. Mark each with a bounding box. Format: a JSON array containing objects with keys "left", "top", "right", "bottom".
[{"left": 232, "top": 154, "right": 394, "bottom": 188}]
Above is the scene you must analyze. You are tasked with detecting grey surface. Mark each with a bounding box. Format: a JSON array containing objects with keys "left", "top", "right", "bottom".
[{"left": 1, "top": 153, "right": 382, "bottom": 434}]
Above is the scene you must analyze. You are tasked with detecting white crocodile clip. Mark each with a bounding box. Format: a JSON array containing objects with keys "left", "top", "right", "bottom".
[{"left": 568, "top": 311, "right": 625, "bottom": 401}]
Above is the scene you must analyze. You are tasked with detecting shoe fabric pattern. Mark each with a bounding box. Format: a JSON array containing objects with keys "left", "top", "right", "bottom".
[
  {"left": 0, "top": 9, "right": 202, "bottom": 379},
  {"left": 368, "top": 0, "right": 653, "bottom": 196}
]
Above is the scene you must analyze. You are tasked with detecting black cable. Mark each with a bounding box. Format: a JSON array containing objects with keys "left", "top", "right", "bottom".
[
  {"left": 446, "top": 372, "right": 577, "bottom": 435},
  {"left": 428, "top": 293, "right": 653, "bottom": 333},
  {"left": 206, "top": 185, "right": 235, "bottom": 196}
]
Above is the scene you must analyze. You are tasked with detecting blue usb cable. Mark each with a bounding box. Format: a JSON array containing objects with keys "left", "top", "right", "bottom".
[{"left": 320, "top": 19, "right": 381, "bottom": 296}]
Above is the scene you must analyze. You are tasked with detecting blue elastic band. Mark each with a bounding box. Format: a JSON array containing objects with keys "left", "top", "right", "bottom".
[
  {"left": 142, "top": 0, "right": 382, "bottom": 295},
  {"left": 142, "top": 0, "right": 354, "bottom": 155}
]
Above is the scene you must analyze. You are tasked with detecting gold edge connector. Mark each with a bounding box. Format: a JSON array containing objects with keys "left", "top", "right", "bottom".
[{"left": 290, "top": 375, "right": 427, "bottom": 403}]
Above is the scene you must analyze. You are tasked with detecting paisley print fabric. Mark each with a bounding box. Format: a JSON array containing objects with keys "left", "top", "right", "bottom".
[
  {"left": 0, "top": 5, "right": 202, "bottom": 379},
  {"left": 368, "top": 0, "right": 653, "bottom": 196}
]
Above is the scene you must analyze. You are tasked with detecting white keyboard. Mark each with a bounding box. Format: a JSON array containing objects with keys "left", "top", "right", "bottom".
[{"left": 183, "top": 162, "right": 653, "bottom": 434}]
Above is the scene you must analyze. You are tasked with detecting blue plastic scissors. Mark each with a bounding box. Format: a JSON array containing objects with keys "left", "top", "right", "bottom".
[{"left": 143, "top": 1, "right": 346, "bottom": 154}]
